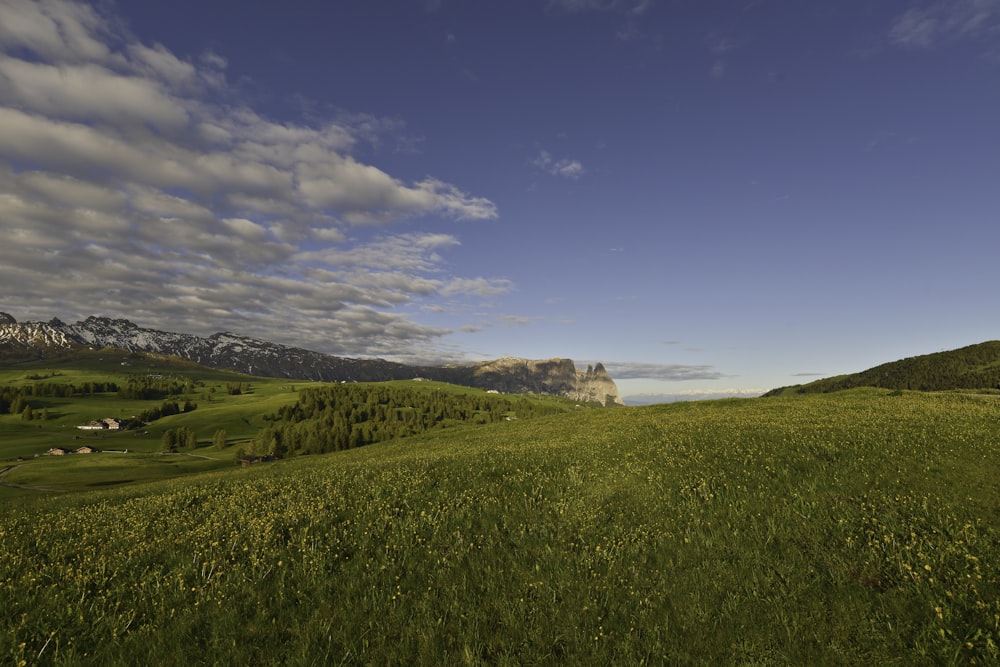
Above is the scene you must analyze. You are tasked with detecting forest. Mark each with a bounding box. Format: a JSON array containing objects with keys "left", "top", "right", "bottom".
[
  {"left": 241, "top": 383, "right": 567, "bottom": 460},
  {"left": 0, "top": 381, "right": 119, "bottom": 419}
]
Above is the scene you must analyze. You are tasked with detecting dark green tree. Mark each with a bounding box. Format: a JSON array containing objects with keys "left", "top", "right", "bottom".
[
  {"left": 161, "top": 430, "right": 177, "bottom": 452},
  {"left": 213, "top": 429, "right": 227, "bottom": 449}
]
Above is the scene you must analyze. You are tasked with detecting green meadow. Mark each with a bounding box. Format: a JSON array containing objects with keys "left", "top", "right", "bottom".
[
  {"left": 0, "top": 351, "right": 307, "bottom": 490},
  {"left": 2, "top": 385, "right": 999, "bottom": 664},
  {"left": 0, "top": 351, "right": 580, "bottom": 492}
]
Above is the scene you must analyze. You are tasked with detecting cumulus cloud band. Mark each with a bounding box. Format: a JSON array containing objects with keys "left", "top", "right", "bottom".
[{"left": 0, "top": 0, "right": 503, "bottom": 358}]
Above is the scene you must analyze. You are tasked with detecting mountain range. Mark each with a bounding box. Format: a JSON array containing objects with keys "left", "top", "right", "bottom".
[{"left": 0, "top": 313, "right": 623, "bottom": 406}]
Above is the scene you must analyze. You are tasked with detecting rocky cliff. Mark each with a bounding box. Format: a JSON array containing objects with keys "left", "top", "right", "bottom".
[
  {"left": 432, "top": 356, "right": 623, "bottom": 406},
  {"left": 575, "top": 362, "right": 623, "bottom": 406},
  {"left": 0, "top": 313, "right": 623, "bottom": 405}
]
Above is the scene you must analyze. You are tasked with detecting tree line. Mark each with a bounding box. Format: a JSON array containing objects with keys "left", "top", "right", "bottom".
[
  {"left": 117, "top": 377, "right": 201, "bottom": 400},
  {"left": 0, "top": 381, "right": 196, "bottom": 425},
  {"left": 238, "top": 384, "right": 564, "bottom": 460},
  {"left": 0, "top": 381, "right": 119, "bottom": 409},
  {"left": 124, "top": 399, "right": 197, "bottom": 430},
  {"left": 0, "top": 376, "right": 201, "bottom": 413}
]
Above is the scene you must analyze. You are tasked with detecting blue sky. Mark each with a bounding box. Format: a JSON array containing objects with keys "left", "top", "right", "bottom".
[{"left": 1, "top": 0, "right": 999, "bottom": 403}]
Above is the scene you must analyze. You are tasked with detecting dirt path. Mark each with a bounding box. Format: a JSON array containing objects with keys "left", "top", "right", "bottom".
[{"left": 0, "top": 463, "right": 67, "bottom": 493}]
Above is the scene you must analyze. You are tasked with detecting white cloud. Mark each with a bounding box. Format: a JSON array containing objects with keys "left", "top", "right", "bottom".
[
  {"left": 297, "top": 160, "right": 495, "bottom": 224},
  {"left": 532, "top": 149, "right": 586, "bottom": 179},
  {"left": 16, "top": 171, "right": 125, "bottom": 212},
  {"left": 127, "top": 185, "right": 215, "bottom": 222},
  {"left": 440, "top": 277, "right": 514, "bottom": 297},
  {"left": 499, "top": 314, "right": 538, "bottom": 327},
  {"left": 707, "top": 29, "right": 739, "bottom": 79},
  {"left": 295, "top": 232, "right": 461, "bottom": 273},
  {"left": 127, "top": 42, "right": 200, "bottom": 89},
  {"left": 890, "top": 8, "right": 940, "bottom": 47},
  {"left": 708, "top": 31, "right": 738, "bottom": 56},
  {"left": 0, "top": 0, "right": 504, "bottom": 359},
  {"left": 889, "top": 0, "right": 1000, "bottom": 48},
  {"left": 199, "top": 50, "right": 228, "bottom": 72},
  {"left": 0, "top": 59, "right": 190, "bottom": 129},
  {"left": 0, "top": 0, "right": 113, "bottom": 64}
]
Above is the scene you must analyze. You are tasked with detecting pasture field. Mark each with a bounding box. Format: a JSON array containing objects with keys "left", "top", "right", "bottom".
[
  {"left": 0, "top": 351, "right": 306, "bottom": 490},
  {"left": 1, "top": 388, "right": 999, "bottom": 664},
  {"left": 0, "top": 350, "right": 577, "bottom": 492}
]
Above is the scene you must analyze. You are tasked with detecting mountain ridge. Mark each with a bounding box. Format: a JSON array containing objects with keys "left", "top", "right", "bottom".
[{"left": 0, "top": 313, "right": 623, "bottom": 405}]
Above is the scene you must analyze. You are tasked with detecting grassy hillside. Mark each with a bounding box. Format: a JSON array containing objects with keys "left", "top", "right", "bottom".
[
  {"left": 0, "top": 351, "right": 306, "bottom": 491},
  {"left": 2, "top": 389, "right": 999, "bottom": 664},
  {"left": 0, "top": 352, "right": 584, "bottom": 493},
  {"left": 766, "top": 341, "right": 1000, "bottom": 395}
]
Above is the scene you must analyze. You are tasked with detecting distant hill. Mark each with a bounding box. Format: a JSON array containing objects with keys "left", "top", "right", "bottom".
[
  {"left": 0, "top": 313, "right": 623, "bottom": 405},
  {"left": 764, "top": 341, "right": 1000, "bottom": 396}
]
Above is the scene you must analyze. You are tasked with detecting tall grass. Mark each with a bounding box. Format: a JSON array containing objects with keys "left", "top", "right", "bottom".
[{"left": 1, "top": 388, "right": 998, "bottom": 664}]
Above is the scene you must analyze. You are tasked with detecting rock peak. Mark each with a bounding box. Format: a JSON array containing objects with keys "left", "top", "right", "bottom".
[{"left": 576, "top": 361, "right": 623, "bottom": 406}]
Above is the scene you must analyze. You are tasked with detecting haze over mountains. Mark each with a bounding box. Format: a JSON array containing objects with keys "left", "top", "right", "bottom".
[{"left": 0, "top": 313, "right": 623, "bottom": 406}]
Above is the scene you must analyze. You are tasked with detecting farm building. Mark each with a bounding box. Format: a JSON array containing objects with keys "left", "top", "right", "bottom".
[{"left": 76, "top": 418, "right": 124, "bottom": 431}]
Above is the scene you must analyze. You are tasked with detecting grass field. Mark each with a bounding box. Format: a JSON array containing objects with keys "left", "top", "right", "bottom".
[
  {"left": 2, "top": 388, "right": 999, "bottom": 664},
  {"left": 0, "top": 351, "right": 309, "bottom": 490},
  {"left": 0, "top": 351, "right": 584, "bottom": 492}
]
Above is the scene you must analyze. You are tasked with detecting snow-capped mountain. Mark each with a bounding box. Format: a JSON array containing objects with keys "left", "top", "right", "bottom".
[{"left": 0, "top": 313, "right": 623, "bottom": 405}]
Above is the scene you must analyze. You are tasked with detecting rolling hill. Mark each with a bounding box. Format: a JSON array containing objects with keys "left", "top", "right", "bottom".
[
  {"left": 0, "top": 349, "right": 592, "bottom": 492},
  {"left": 1, "top": 388, "right": 999, "bottom": 663},
  {"left": 2, "top": 342, "right": 1000, "bottom": 662},
  {"left": 764, "top": 341, "right": 1000, "bottom": 396}
]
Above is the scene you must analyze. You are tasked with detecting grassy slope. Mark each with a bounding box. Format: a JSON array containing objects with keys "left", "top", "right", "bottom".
[
  {"left": 2, "top": 388, "right": 999, "bottom": 664},
  {"left": 0, "top": 353, "right": 581, "bottom": 493},
  {"left": 766, "top": 340, "right": 1000, "bottom": 395},
  {"left": 0, "top": 351, "right": 307, "bottom": 490}
]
